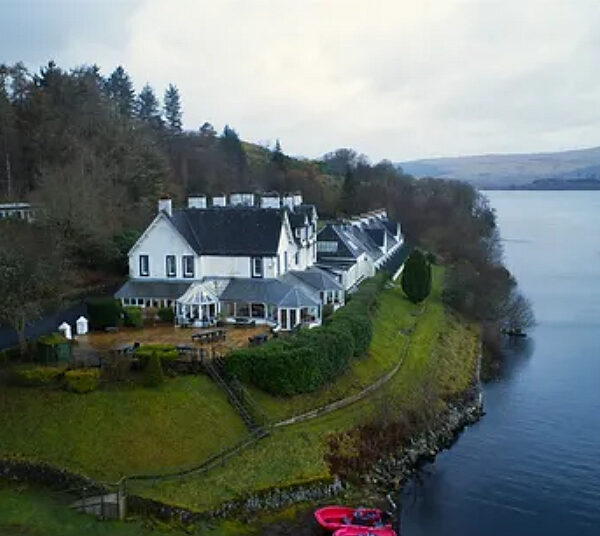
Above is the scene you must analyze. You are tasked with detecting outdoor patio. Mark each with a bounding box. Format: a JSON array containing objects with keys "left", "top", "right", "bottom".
[{"left": 75, "top": 324, "right": 268, "bottom": 357}]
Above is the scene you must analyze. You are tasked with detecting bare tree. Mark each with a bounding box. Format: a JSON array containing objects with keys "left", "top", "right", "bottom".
[{"left": 0, "top": 221, "right": 65, "bottom": 355}]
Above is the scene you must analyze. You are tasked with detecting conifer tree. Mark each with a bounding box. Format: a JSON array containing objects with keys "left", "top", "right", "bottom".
[
  {"left": 105, "top": 65, "right": 135, "bottom": 116},
  {"left": 401, "top": 249, "right": 432, "bottom": 303},
  {"left": 136, "top": 84, "right": 162, "bottom": 127},
  {"left": 271, "top": 139, "right": 285, "bottom": 168},
  {"left": 163, "top": 83, "right": 182, "bottom": 132}
]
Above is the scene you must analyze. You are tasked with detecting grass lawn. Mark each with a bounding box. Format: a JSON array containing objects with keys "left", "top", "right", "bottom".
[
  {"left": 247, "top": 279, "right": 424, "bottom": 422},
  {"left": 0, "top": 375, "right": 247, "bottom": 480},
  {"left": 0, "top": 480, "right": 315, "bottom": 536},
  {"left": 130, "top": 267, "right": 480, "bottom": 512}
]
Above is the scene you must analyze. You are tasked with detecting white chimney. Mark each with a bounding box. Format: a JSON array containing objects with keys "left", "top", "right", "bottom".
[
  {"left": 230, "top": 193, "right": 255, "bottom": 207},
  {"left": 292, "top": 192, "right": 303, "bottom": 207},
  {"left": 282, "top": 194, "right": 294, "bottom": 210},
  {"left": 188, "top": 195, "right": 207, "bottom": 209},
  {"left": 260, "top": 193, "right": 281, "bottom": 209},
  {"left": 212, "top": 194, "right": 227, "bottom": 207},
  {"left": 158, "top": 198, "right": 172, "bottom": 217}
]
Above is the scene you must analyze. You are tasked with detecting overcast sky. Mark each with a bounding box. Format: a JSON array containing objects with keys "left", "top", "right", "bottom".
[{"left": 2, "top": 0, "right": 600, "bottom": 162}]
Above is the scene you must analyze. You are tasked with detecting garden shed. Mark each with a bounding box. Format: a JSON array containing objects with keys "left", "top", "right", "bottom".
[{"left": 37, "top": 333, "right": 71, "bottom": 364}]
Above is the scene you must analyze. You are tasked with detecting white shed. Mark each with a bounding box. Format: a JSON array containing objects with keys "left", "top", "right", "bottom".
[
  {"left": 58, "top": 322, "right": 72, "bottom": 340},
  {"left": 76, "top": 316, "right": 89, "bottom": 335}
]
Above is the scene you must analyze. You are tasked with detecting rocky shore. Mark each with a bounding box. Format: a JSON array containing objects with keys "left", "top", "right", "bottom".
[{"left": 364, "top": 388, "right": 484, "bottom": 497}]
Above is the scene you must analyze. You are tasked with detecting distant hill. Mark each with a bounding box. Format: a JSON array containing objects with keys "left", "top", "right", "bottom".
[{"left": 399, "top": 146, "right": 600, "bottom": 189}]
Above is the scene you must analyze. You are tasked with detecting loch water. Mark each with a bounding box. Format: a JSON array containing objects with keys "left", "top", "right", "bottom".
[{"left": 400, "top": 191, "right": 600, "bottom": 535}]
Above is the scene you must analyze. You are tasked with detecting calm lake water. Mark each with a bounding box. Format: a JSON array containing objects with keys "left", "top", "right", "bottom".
[{"left": 400, "top": 191, "right": 600, "bottom": 535}]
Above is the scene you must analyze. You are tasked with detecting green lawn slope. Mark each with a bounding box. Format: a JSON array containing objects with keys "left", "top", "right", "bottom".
[
  {"left": 130, "top": 267, "right": 479, "bottom": 511},
  {"left": 0, "top": 376, "right": 247, "bottom": 480}
]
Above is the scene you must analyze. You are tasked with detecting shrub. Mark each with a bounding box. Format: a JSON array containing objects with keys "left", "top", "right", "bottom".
[
  {"left": 123, "top": 306, "right": 144, "bottom": 328},
  {"left": 322, "top": 303, "right": 334, "bottom": 320},
  {"left": 87, "top": 298, "right": 123, "bottom": 329},
  {"left": 225, "top": 272, "right": 387, "bottom": 396},
  {"left": 64, "top": 369, "right": 100, "bottom": 393},
  {"left": 158, "top": 307, "right": 175, "bottom": 323},
  {"left": 9, "top": 365, "right": 65, "bottom": 387},
  {"left": 401, "top": 249, "right": 432, "bottom": 304},
  {"left": 143, "top": 352, "right": 164, "bottom": 387}
]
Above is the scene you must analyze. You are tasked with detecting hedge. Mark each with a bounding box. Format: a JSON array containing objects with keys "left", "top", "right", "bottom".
[
  {"left": 87, "top": 298, "right": 123, "bottom": 330},
  {"left": 158, "top": 307, "right": 175, "bottom": 323},
  {"left": 9, "top": 365, "right": 65, "bottom": 387},
  {"left": 124, "top": 306, "right": 144, "bottom": 328},
  {"left": 135, "top": 344, "right": 178, "bottom": 369},
  {"left": 225, "top": 273, "right": 387, "bottom": 396},
  {"left": 143, "top": 352, "right": 165, "bottom": 387},
  {"left": 64, "top": 369, "right": 100, "bottom": 393}
]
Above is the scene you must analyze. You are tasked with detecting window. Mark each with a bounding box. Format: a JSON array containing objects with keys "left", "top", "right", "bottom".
[
  {"left": 251, "top": 257, "right": 263, "bottom": 278},
  {"left": 166, "top": 255, "right": 176, "bottom": 277},
  {"left": 317, "top": 241, "right": 338, "bottom": 253},
  {"left": 139, "top": 255, "right": 149, "bottom": 276},
  {"left": 295, "top": 252, "right": 299, "bottom": 266},
  {"left": 283, "top": 251, "right": 288, "bottom": 273},
  {"left": 295, "top": 228, "right": 301, "bottom": 238},
  {"left": 183, "top": 256, "right": 195, "bottom": 278}
]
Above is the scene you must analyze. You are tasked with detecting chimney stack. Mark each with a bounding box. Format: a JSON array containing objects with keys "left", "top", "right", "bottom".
[
  {"left": 212, "top": 194, "right": 227, "bottom": 207},
  {"left": 188, "top": 195, "right": 207, "bottom": 209},
  {"left": 292, "top": 192, "right": 303, "bottom": 207},
  {"left": 260, "top": 192, "right": 281, "bottom": 209},
  {"left": 282, "top": 193, "right": 294, "bottom": 210},
  {"left": 230, "top": 192, "right": 255, "bottom": 207},
  {"left": 158, "top": 198, "right": 172, "bottom": 217}
]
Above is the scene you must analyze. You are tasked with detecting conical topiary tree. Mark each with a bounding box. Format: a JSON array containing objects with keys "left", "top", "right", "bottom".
[
  {"left": 143, "top": 351, "right": 164, "bottom": 387},
  {"left": 401, "top": 249, "right": 432, "bottom": 303}
]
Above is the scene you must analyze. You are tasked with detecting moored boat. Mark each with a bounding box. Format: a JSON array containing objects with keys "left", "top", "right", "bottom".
[
  {"left": 333, "top": 527, "right": 397, "bottom": 536},
  {"left": 314, "top": 506, "right": 391, "bottom": 532}
]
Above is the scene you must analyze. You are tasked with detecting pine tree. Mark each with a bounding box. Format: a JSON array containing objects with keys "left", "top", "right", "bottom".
[
  {"left": 271, "top": 139, "right": 285, "bottom": 168},
  {"left": 163, "top": 83, "right": 182, "bottom": 132},
  {"left": 401, "top": 249, "right": 432, "bottom": 304},
  {"left": 105, "top": 65, "right": 135, "bottom": 117},
  {"left": 136, "top": 84, "right": 162, "bottom": 127}
]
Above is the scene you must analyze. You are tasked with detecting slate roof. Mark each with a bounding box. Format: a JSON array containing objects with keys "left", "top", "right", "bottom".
[
  {"left": 365, "top": 228, "right": 385, "bottom": 247},
  {"left": 220, "top": 278, "right": 319, "bottom": 308},
  {"left": 282, "top": 267, "right": 343, "bottom": 292},
  {"left": 115, "top": 280, "right": 191, "bottom": 299},
  {"left": 168, "top": 207, "right": 284, "bottom": 256}
]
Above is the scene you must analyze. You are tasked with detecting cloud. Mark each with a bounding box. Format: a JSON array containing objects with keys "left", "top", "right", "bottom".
[{"left": 2, "top": 0, "right": 600, "bottom": 161}]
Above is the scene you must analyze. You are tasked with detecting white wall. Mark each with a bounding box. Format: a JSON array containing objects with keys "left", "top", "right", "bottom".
[
  {"left": 129, "top": 216, "right": 198, "bottom": 279},
  {"left": 276, "top": 215, "right": 298, "bottom": 275}
]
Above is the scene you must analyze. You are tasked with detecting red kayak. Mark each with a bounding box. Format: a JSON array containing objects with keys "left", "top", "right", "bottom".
[
  {"left": 333, "top": 528, "right": 397, "bottom": 536},
  {"left": 314, "top": 506, "right": 392, "bottom": 532}
]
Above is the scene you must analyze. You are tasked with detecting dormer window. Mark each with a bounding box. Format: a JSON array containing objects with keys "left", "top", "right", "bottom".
[
  {"left": 183, "top": 256, "right": 195, "bottom": 278},
  {"left": 166, "top": 255, "right": 176, "bottom": 278},
  {"left": 139, "top": 255, "right": 149, "bottom": 277},
  {"left": 251, "top": 257, "right": 263, "bottom": 278}
]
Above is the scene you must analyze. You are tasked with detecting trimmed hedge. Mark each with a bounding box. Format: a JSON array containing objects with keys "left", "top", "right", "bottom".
[
  {"left": 158, "top": 307, "right": 175, "bottom": 323},
  {"left": 225, "top": 273, "right": 387, "bottom": 396},
  {"left": 124, "top": 306, "right": 144, "bottom": 328},
  {"left": 9, "top": 366, "right": 65, "bottom": 387},
  {"left": 87, "top": 298, "right": 123, "bottom": 330},
  {"left": 64, "top": 369, "right": 100, "bottom": 393},
  {"left": 143, "top": 352, "right": 165, "bottom": 387},
  {"left": 135, "top": 344, "right": 178, "bottom": 369}
]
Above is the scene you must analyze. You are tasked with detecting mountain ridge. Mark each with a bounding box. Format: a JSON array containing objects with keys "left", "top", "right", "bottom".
[{"left": 399, "top": 145, "right": 600, "bottom": 189}]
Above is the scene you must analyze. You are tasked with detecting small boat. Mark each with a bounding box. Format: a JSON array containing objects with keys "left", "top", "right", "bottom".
[
  {"left": 314, "top": 506, "right": 391, "bottom": 532},
  {"left": 334, "top": 527, "right": 397, "bottom": 536}
]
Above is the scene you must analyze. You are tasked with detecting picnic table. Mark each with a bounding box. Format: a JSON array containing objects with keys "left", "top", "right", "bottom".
[
  {"left": 248, "top": 333, "right": 268, "bottom": 346},
  {"left": 191, "top": 328, "right": 226, "bottom": 344}
]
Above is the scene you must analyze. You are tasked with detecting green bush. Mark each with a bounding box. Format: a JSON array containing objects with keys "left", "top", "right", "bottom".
[
  {"left": 9, "top": 365, "right": 65, "bottom": 387},
  {"left": 87, "top": 298, "right": 123, "bottom": 329},
  {"left": 225, "top": 273, "right": 387, "bottom": 396},
  {"left": 158, "top": 307, "right": 175, "bottom": 323},
  {"left": 143, "top": 352, "right": 164, "bottom": 387},
  {"left": 401, "top": 249, "right": 432, "bottom": 304},
  {"left": 123, "top": 306, "right": 144, "bottom": 328},
  {"left": 64, "top": 369, "right": 100, "bottom": 393}
]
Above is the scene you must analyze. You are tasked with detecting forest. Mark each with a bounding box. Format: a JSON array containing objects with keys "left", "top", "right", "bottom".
[{"left": 0, "top": 61, "right": 532, "bottom": 353}]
